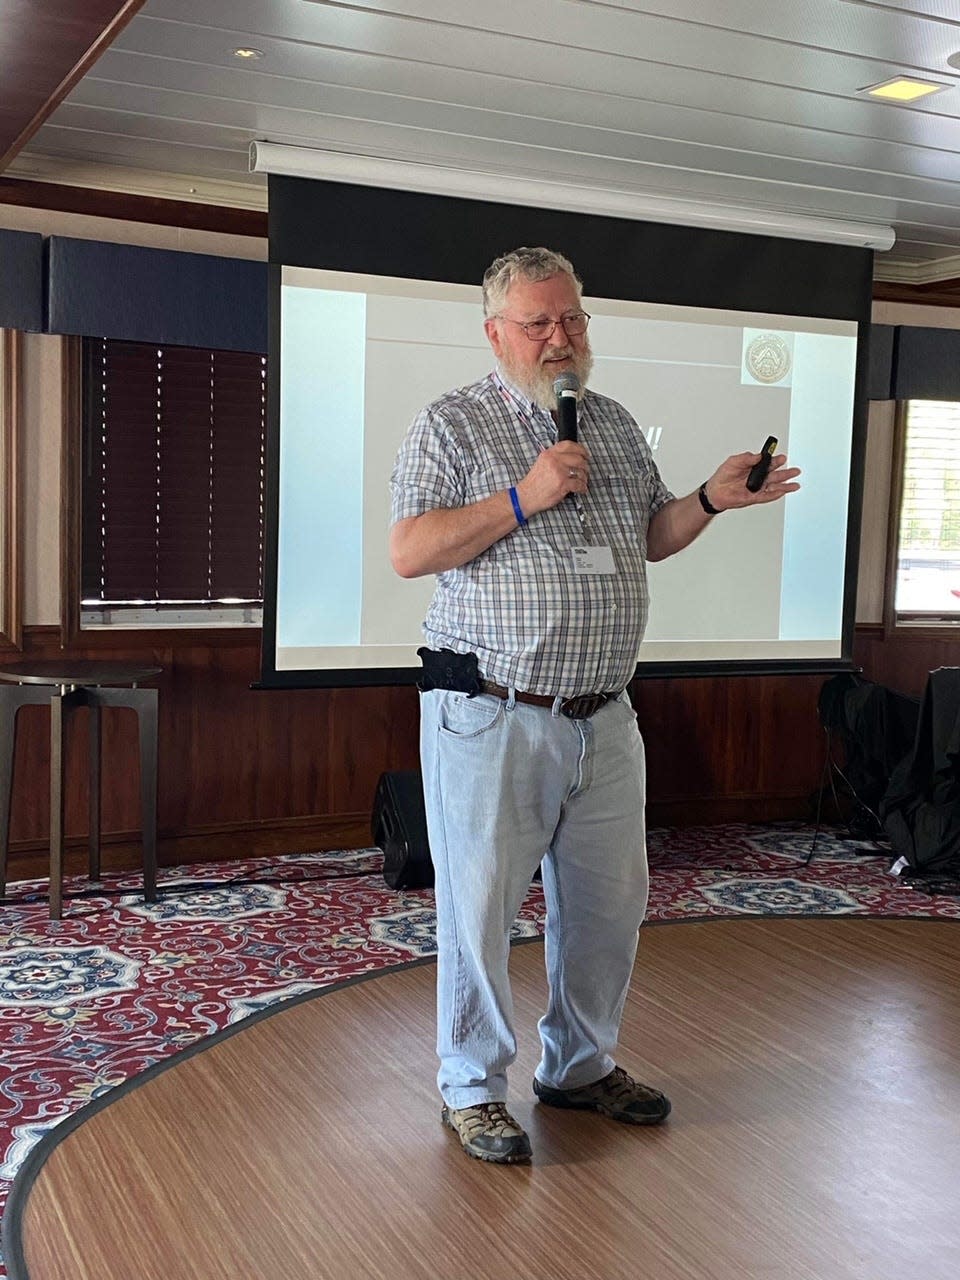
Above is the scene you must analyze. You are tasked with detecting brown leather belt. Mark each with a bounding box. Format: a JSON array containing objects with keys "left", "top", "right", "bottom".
[{"left": 479, "top": 680, "right": 620, "bottom": 720}]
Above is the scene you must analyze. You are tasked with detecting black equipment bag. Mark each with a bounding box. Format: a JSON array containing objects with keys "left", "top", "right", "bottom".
[
  {"left": 880, "top": 667, "right": 960, "bottom": 878},
  {"left": 818, "top": 673, "right": 920, "bottom": 831},
  {"left": 371, "top": 769, "right": 434, "bottom": 890}
]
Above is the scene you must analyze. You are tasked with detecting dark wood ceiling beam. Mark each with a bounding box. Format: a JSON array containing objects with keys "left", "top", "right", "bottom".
[
  {"left": 872, "top": 279, "right": 960, "bottom": 307},
  {"left": 0, "top": 0, "right": 147, "bottom": 171},
  {"left": 0, "top": 177, "right": 267, "bottom": 237}
]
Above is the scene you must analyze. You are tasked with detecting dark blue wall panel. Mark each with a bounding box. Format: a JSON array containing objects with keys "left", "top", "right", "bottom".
[
  {"left": 892, "top": 325, "right": 960, "bottom": 401},
  {"left": 0, "top": 229, "right": 44, "bottom": 332},
  {"left": 46, "top": 237, "right": 267, "bottom": 352}
]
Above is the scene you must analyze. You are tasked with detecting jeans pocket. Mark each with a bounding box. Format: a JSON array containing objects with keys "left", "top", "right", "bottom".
[{"left": 437, "top": 692, "right": 504, "bottom": 739}]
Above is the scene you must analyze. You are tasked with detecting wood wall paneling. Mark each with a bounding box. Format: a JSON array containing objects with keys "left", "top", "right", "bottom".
[
  {"left": 853, "top": 626, "right": 960, "bottom": 699},
  {"left": 2, "top": 627, "right": 423, "bottom": 882},
  {"left": 1, "top": 624, "right": 827, "bottom": 884},
  {"left": 632, "top": 673, "right": 827, "bottom": 826}
]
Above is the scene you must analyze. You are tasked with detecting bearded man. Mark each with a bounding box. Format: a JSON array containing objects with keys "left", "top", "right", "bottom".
[{"left": 389, "top": 246, "right": 798, "bottom": 1164}]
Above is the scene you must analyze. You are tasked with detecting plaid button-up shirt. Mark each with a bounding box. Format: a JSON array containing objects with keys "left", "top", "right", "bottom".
[{"left": 390, "top": 371, "right": 673, "bottom": 696}]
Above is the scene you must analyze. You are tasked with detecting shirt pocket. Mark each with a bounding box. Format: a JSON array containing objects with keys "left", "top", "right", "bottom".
[{"left": 590, "top": 473, "right": 653, "bottom": 549}]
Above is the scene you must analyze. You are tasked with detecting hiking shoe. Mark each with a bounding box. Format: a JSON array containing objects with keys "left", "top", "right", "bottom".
[
  {"left": 533, "top": 1066, "right": 671, "bottom": 1125},
  {"left": 441, "top": 1102, "right": 533, "bottom": 1164}
]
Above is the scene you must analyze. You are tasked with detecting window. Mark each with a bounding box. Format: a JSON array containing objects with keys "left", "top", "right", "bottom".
[
  {"left": 888, "top": 399, "right": 960, "bottom": 629},
  {"left": 80, "top": 338, "right": 266, "bottom": 628}
]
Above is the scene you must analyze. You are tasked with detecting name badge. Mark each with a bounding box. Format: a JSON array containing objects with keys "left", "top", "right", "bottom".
[{"left": 571, "top": 544, "right": 616, "bottom": 574}]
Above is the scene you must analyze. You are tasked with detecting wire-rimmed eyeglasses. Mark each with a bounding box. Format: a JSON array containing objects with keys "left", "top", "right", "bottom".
[{"left": 494, "top": 311, "right": 591, "bottom": 341}]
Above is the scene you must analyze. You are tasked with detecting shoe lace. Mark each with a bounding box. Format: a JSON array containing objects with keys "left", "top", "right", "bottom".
[
  {"left": 606, "top": 1067, "right": 656, "bottom": 1102},
  {"left": 463, "top": 1102, "right": 521, "bottom": 1138}
]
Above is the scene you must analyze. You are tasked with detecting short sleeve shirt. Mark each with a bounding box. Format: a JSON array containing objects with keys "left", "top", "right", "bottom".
[{"left": 390, "top": 371, "right": 673, "bottom": 696}]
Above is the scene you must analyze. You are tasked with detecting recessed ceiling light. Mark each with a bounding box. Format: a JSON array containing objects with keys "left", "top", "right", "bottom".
[
  {"left": 860, "top": 76, "right": 948, "bottom": 102},
  {"left": 233, "top": 47, "right": 264, "bottom": 60}
]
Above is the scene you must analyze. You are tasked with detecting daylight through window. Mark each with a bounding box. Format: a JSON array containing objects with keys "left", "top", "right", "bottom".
[{"left": 894, "top": 399, "right": 960, "bottom": 625}]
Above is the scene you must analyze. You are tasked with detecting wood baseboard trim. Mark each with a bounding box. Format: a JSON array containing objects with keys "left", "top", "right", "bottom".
[
  {"left": 647, "top": 795, "right": 816, "bottom": 827},
  {"left": 2, "top": 813, "right": 373, "bottom": 883}
]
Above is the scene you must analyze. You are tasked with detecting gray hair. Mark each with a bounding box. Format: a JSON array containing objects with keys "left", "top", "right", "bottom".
[{"left": 481, "top": 247, "right": 582, "bottom": 317}]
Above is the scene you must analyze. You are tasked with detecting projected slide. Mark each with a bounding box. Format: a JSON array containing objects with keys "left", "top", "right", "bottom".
[{"left": 275, "top": 267, "right": 858, "bottom": 674}]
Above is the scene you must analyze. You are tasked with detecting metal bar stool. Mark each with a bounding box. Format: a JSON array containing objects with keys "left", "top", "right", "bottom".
[{"left": 0, "top": 660, "right": 162, "bottom": 919}]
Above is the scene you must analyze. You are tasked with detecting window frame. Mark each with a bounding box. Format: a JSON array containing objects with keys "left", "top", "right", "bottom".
[
  {"left": 60, "top": 336, "right": 264, "bottom": 648},
  {"left": 883, "top": 397, "right": 960, "bottom": 638},
  {"left": 0, "top": 328, "right": 22, "bottom": 650}
]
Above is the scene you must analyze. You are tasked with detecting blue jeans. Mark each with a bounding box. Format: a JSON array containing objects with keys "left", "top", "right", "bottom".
[{"left": 419, "top": 687, "right": 649, "bottom": 1110}]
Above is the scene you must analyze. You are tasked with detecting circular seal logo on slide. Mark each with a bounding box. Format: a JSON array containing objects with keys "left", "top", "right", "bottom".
[{"left": 745, "top": 333, "right": 791, "bottom": 384}]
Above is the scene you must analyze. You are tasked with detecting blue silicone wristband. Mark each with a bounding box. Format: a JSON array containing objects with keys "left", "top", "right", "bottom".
[{"left": 508, "top": 486, "right": 527, "bottom": 527}]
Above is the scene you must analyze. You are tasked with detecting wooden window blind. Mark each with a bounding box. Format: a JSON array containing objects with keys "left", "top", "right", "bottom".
[{"left": 81, "top": 339, "right": 266, "bottom": 608}]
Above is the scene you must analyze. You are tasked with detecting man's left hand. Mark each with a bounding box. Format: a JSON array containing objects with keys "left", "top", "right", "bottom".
[{"left": 703, "top": 451, "right": 801, "bottom": 512}]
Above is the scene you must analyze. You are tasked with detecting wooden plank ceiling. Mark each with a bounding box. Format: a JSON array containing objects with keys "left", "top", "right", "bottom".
[{"left": 2, "top": 0, "right": 960, "bottom": 297}]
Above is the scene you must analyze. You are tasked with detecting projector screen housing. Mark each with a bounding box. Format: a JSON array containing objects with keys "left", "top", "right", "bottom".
[
  {"left": 260, "top": 177, "right": 872, "bottom": 689},
  {"left": 250, "top": 142, "right": 896, "bottom": 252}
]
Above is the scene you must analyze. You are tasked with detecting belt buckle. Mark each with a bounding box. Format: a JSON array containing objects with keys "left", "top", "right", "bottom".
[{"left": 560, "top": 693, "right": 606, "bottom": 719}]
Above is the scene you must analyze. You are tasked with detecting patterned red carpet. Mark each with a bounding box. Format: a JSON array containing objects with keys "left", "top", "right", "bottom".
[{"left": 0, "top": 822, "right": 957, "bottom": 1276}]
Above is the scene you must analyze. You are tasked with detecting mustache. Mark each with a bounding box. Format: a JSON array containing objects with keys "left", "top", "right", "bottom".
[{"left": 540, "top": 347, "right": 575, "bottom": 364}]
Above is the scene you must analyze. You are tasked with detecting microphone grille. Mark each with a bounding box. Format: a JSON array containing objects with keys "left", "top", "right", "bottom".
[{"left": 553, "top": 371, "right": 581, "bottom": 397}]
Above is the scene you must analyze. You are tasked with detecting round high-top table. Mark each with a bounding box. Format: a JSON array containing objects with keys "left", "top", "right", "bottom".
[{"left": 0, "top": 661, "right": 162, "bottom": 919}]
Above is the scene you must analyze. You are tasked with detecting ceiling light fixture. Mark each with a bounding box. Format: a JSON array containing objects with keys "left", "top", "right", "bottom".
[
  {"left": 861, "top": 76, "right": 948, "bottom": 102},
  {"left": 249, "top": 141, "right": 896, "bottom": 251},
  {"left": 233, "top": 47, "right": 264, "bottom": 60}
]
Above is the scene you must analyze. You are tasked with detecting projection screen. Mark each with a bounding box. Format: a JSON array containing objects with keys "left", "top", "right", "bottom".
[{"left": 260, "top": 177, "right": 872, "bottom": 688}]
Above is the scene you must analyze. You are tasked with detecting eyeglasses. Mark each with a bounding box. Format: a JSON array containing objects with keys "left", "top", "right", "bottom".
[{"left": 495, "top": 311, "right": 591, "bottom": 341}]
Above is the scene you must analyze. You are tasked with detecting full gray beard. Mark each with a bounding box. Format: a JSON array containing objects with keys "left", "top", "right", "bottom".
[{"left": 498, "top": 344, "right": 594, "bottom": 411}]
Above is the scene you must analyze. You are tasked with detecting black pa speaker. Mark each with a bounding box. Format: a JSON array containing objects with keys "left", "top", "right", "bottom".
[{"left": 371, "top": 770, "right": 434, "bottom": 890}]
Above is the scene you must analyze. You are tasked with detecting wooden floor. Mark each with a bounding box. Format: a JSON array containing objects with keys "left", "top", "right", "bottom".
[{"left": 9, "top": 917, "right": 960, "bottom": 1280}]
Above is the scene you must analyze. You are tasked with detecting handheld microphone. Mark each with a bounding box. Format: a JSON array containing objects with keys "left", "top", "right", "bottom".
[{"left": 553, "top": 372, "right": 580, "bottom": 443}]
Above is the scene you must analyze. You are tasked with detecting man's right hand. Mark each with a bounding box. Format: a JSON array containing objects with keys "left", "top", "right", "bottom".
[{"left": 516, "top": 442, "right": 591, "bottom": 517}]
